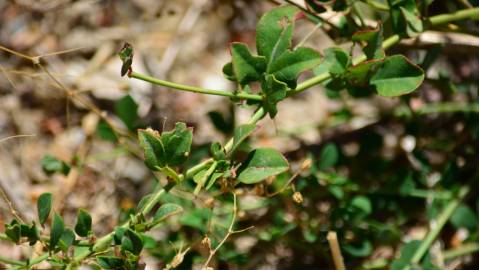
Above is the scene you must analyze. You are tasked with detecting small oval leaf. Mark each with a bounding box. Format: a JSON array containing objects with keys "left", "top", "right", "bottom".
[
  {"left": 50, "top": 213, "right": 65, "bottom": 251},
  {"left": 237, "top": 148, "right": 289, "bottom": 184},
  {"left": 154, "top": 203, "right": 183, "bottom": 223},
  {"left": 37, "top": 192, "right": 53, "bottom": 225},
  {"left": 74, "top": 209, "right": 92, "bottom": 237}
]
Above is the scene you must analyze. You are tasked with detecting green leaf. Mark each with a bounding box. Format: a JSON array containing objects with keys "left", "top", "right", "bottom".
[
  {"left": 97, "top": 256, "right": 125, "bottom": 269},
  {"left": 388, "top": 0, "right": 422, "bottom": 37},
  {"left": 41, "top": 155, "right": 70, "bottom": 176},
  {"left": 370, "top": 55, "right": 424, "bottom": 97},
  {"left": 352, "top": 24, "right": 385, "bottom": 60},
  {"left": 138, "top": 128, "right": 165, "bottom": 170},
  {"left": 58, "top": 229, "right": 75, "bottom": 252},
  {"left": 5, "top": 220, "right": 21, "bottom": 243},
  {"left": 231, "top": 42, "right": 266, "bottom": 85},
  {"left": 153, "top": 203, "right": 183, "bottom": 223},
  {"left": 231, "top": 124, "right": 256, "bottom": 154},
  {"left": 391, "top": 240, "right": 421, "bottom": 270},
  {"left": 20, "top": 222, "right": 40, "bottom": 245},
  {"left": 75, "top": 209, "right": 92, "bottom": 237},
  {"left": 317, "top": 47, "right": 351, "bottom": 76},
  {"left": 210, "top": 142, "right": 225, "bottom": 161},
  {"left": 345, "top": 59, "right": 382, "bottom": 89},
  {"left": 222, "top": 62, "right": 236, "bottom": 81},
  {"left": 451, "top": 204, "right": 478, "bottom": 231},
  {"left": 96, "top": 120, "right": 117, "bottom": 142},
  {"left": 400, "top": 6, "right": 424, "bottom": 36},
  {"left": 268, "top": 47, "right": 322, "bottom": 88},
  {"left": 238, "top": 148, "right": 289, "bottom": 184},
  {"left": 50, "top": 213, "right": 65, "bottom": 251},
  {"left": 261, "top": 74, "right": 289, "bottom": 118},
  {"left": 256, "top": 6, "right": 299, "bottom": 63},
  {"left": 37, "top": 192, "right": 53, "bottom": 225},
  {"left": 319, "top": 143, "right": 339, "bottom": 170},
  {"left": 160, "top": 122, "right": 193, "bottom": 166},
  {"left": 343, "top": 240, "right": 373, "bottom": 257},
  {"left": 121, "top": 229, "right": 143, "bottom": 255},
  {"left": 115, "top": 94, "right": 139, "bottom": 131},
  {"left": 350, "top": 195, "right": 372, "bottom": 215}
]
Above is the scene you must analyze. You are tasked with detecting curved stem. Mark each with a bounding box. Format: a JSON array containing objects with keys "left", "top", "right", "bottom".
[{"left": 130, "top": 72, "right": 262, "bottom": 102}]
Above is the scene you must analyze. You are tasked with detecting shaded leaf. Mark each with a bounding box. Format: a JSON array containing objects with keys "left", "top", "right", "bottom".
[
  {"left": 5, "top": 220, "right": 21, "bottom": 243},
  {"left": 238, "top": 148, "right": 289, "bottom": 184},
  {"left": 210, "top": 142, "right": 225, "bottom": 161},
  {"left": 96, "top": 120, "right": 117, "bottom": 142},
  {"left": 451, "top": 204, "right": 478, "bottom": 231},
  {"left": 222, "top": 62, "right": 236, "bottom": 81},
  {"left": 319, "top": 143, "right": 339, "bottom": 170},
  {"left": 97, "top": 256, "right": 125, "bottom": 269},
  {"left": 58, "top": 229, "right": 75, "bottom": 252},
  {"left": 317, "top": 47, "right": 351, "bottom": 76},
  {"left": 121, "top": 229, "right": 143, "bottom": 255}
]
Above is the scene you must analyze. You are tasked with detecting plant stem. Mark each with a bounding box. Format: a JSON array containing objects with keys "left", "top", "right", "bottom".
[
  {"left": 327, "top": 231, "right": 346, "bottom": 270},
  {"left": 429, "top": 7, "right": 479, "bottom": 26},
  {"left": 407, "top": 184, "right": 471, "bottom": 267},
  {"left": 0, "top": 255, "right": 23, "bottom": 266},
  {"left": 130, "top": 72, "right": 262, "bottom": 102},
  {"left": 443, "top": 243, "right": 479, "bottom": 260}
]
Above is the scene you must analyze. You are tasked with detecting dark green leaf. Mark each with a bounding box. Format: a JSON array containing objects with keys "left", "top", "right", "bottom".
[
  {"left": 37, "top": 192, "right": 53, "bottom": 225},
  {"left": 343, "top": 240, "right": 373, "bottom": 257},
  {"left": 256, "top": 6, "right": 299, "bottom": 63},
  {"left": 41, "top": 155, "right": 70, "bottom": 176},
  {"left": 113, "top": 227, "right": 127, "bottom": 245},
  {"left": 238, "top": 148, "right": 289, "bottom": 184},
  {"left": 160, "top": 122, "right": 193, "bottom": 166},
  {"left": 350, "top": 195, "right": 372, "bottom": 215},
  {"left": 370, "top": 55, "right": 424, "bottom": 97},
  {"left": 121, "top": 229, "right": 143, "bottom": 255},
  {"left": 231, "top": 42, "right": 266, "bottom": 85},
  {"left": 231, "top": 124, "right": 256, "bottom": 154},
  {"left": 20, "top": 222, "right": 40, "bottom": 246},
  {"left": 261, "top": 74, "right": 289, "bottom": 118},
  {"left": 153, "top": 203, "right": 183, "bottom": 223},
  {"left": 305, "top": 0, "right": 327, "bottom": 13},
  {"left": 5, "top": 220, "right": 21, "bottom": 243},
  {"left": 115, "top": 94, "right": 139, "bottom": 131},
  {"left": 268, "top": 47, "right": 322, "bottom": 88},
  {"left": 319, "top": 143, "right": 339, "bottom": 170},
  {"left": 75, "top": 209, "right": 92, "bottom": 237},
  {"left": 50, "top": 213, "right": 65, "bottom": 251},
  {"left": 97, "top": 256, "right": 125, "bottom": 269},
  {"left": 138, "top": 128, "right": 165, "bottom": 170},
  {"left": 208, "top": 110, "right": 234, "bottom": 135},
  {"left": 345, "top": 59, "right": 382, "bottom": 89}
]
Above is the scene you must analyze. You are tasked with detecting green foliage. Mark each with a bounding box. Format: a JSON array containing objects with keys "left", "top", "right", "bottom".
[
  {"left": 75, "top": 209, "right": 92, "bottom": 237},
  {"left": 41, "top": 155, "right": 70, "bottom": 176},
  {"left": 37, "top": 192, "right": 53, "bottom": 225},
  {"left": 3, "top": 2, "right": 478, "bottom": 270}
]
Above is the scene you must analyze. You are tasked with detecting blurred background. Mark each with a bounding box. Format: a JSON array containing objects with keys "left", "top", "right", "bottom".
[{"left": 1, "top": 0, "right": 479, "bottom": 269}]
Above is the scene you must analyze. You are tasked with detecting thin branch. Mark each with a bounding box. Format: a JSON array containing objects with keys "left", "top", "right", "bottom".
[{"left": 201, "top": 193, "right": 238, "bottom": 270}]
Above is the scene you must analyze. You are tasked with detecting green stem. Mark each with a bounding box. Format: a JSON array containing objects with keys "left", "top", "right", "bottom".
[
  {"left": 0, "top": 256, "right": 23, "bottom": 266},
  {"left": 429, "top": 7, "right": 479, "bottom": 26},
  {"left": 130, "top": 72, "right": 262, "bottom": 102},
  {"left": 194, "top": 161, "right": 218, "bottom": 195},
  {"left": 406, "top": 184, "right": 471, "bottom": 267},
  {"left": 443, "top": 243, "right": 479, "bottom": 260}
]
